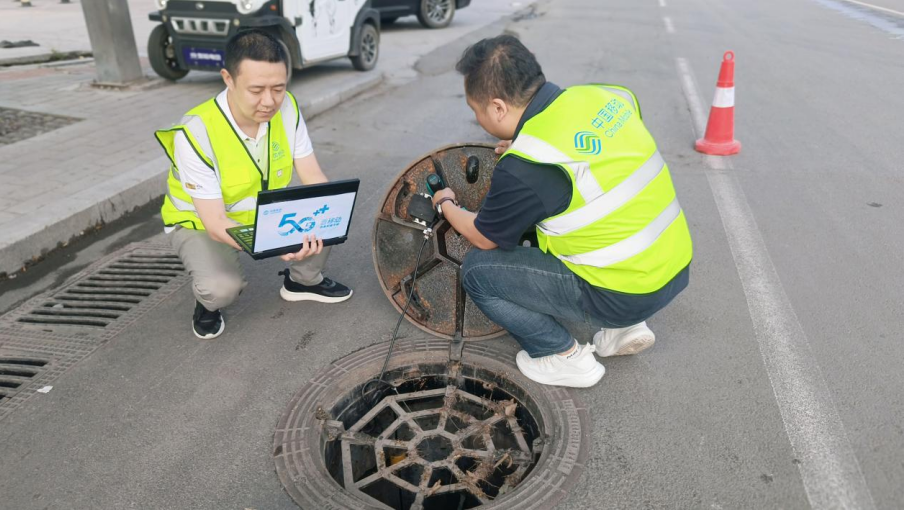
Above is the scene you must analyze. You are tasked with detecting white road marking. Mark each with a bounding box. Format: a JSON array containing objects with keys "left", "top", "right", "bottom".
[
  {"left": 663, "top": 16, "right": 675, "bottom": 34},
  {"left": 812, "top": 0, "right": 905, "bottom": 35},
  {"left": 837, "top": 0, "right": 903, "bottom": 15},
  {"left": 675, "top": 57, "right": 876, "bottom": 510}
]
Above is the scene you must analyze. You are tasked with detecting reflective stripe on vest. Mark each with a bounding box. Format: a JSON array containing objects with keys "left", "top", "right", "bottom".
[
  {"left": 225, "top": 196, "right": 257, "bottom": 213},
  {"left": 157, "top": 92, "right": 298, "bottom": 230},
  {"left": 502, "top": 84, "right": 692, "bottom": 294},
  {"left": 165, "top": 189, "right": 256, "bottom": 214},
  {"left": 166, "top": 190, "right": 195, "bottom": 211},
  {"left": 538, "top": 150, "right": 666, "bottom": 236},
  {"left": 509, "top": 134, "right": 604, "bottom": 203},
  {"left": 558, "top": 198, "right": 681, "bottom": 267}
]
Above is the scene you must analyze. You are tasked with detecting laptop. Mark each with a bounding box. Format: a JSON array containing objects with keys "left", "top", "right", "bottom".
[{"left": 227, "top": 179, "right": 360, "bottom": 260}]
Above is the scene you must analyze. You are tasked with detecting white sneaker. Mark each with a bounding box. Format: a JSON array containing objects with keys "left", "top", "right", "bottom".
[
  {"left": 593, "top": 322, "right": 655, "bottom": 357},
  {"left": 515, "top": 343, "right": 605, "bottom": 388}
]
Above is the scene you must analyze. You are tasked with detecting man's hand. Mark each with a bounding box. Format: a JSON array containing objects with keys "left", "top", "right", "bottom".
[
  {"left": 432, "top": 187, "right": 457, "bottom": 207},
  {"left": 194, "top": 197, "right": 243, "bottom": 250},
  {"left": 494, "top": 139, "right": 512, "bottom": 155},
  {"left": 430, "top": 188, "right": 498, "bottom": 250},
  {"left": 280, "top": 234, "right": 323, "bottom": 262}
]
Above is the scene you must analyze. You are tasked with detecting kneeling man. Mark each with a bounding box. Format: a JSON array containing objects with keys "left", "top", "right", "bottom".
[
  {"left": 433, "top": 36, "right": 692, "bottom": 387},
  {"left": 157, "top": 29, "right": 352, "bottom": 339}
]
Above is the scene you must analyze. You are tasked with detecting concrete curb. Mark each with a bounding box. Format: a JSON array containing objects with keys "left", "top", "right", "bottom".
[
  {"left": 0, "top": 46, "right": 92, "bottom": 67},
  {"left": 413, "top": 7, "right": 527, "bottom": 77},
  {"left": 302, "top": 72, "right": 384, "bottom": 119},
  {"left": 0, "top": 157, "right": 169, "bottom": 275},
  {"left": 0, "top": 46, "right": 52, "bottom": 67},
  {"left": 0, "top": 52, "right": 54, "bottom": 67}
]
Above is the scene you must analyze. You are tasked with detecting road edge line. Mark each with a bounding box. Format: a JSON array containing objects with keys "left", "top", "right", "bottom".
[{"left": 675, "top": 56, "right": 875, "bottom": 510}]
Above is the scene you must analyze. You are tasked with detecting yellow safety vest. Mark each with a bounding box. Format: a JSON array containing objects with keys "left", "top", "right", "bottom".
[
  {"left": 502, "top": 84, "right": 693, "bottom": 294},
  {"left": 156, "top": 92, "right": 298, "bottom": 230}
]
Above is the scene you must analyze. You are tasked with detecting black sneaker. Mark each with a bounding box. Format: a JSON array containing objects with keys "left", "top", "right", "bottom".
[
  {"left": 193, "top": 300, "right": 225, "bottom": 339},
  {"left": 278, "top": 269, "right": 353, "bottom": 303}
]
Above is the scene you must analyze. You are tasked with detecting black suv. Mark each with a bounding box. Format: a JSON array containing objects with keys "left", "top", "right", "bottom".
[{"left": 373, "top": 0, "right": 471, "bottom": 29}]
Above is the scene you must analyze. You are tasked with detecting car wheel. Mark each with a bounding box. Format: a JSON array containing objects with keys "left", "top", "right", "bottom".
[
  {"left": 350, "top": 23, "right": 379, "bottom": 71},
  {"left": 417, "top": 0, "right": 454, "bottom": 28},
  {"left": 148, "top": 24, "right": 188, "bottom": 81}
]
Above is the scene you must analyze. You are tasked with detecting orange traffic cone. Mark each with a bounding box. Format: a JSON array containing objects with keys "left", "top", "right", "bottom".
[{"left": 696, "top": 51, "right": 741, "bottom": 155}]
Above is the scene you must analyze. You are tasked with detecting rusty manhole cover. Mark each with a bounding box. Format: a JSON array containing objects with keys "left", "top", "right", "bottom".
[
  {"left": 373, "top": 144, "right": 505, "bottom": 341},
  {"left": 274, "top": 339, "right": 588, "bottom": 510}
]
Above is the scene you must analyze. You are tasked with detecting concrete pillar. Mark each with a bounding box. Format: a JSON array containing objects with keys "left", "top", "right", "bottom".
[{"left": 80, "top": 0, "right": 143, "bottom": 84}]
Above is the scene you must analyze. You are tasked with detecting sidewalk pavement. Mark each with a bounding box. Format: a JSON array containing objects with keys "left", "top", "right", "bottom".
[
  {"left": 0, "top": 0, "right": 168, "bottom": 65},
  {"left": 0, "top": 0, "right": 527, "bottom": 276}
]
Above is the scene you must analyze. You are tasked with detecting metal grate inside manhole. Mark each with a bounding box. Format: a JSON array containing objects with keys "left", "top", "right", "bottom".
[
  {"left": 0, "top": 356, "right": 48, "bottom": 403},
  {"left": 16, "top": 252, "right": 185, "bottom": 329},
  {"left": 323, "top": 375, "right": 540, "bottom": 509},
  {"left": 275, "top": 340, "right": 588, "bottom": 510}
]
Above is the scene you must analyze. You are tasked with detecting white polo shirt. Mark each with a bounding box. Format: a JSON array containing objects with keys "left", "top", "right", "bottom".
[{"left": 172, "top": 89, "right": 314, "bottom": 201}]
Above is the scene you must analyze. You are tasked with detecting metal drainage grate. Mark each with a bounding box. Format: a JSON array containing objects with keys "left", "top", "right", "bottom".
[
  {"left": 323, "top": 380, "right": 539, "bottom": 509},
  {"left": 0, "top": 356, "right": 48, "bottom": 403},
  {"left": 275, "top": 339, "right": 589, "bottom": 510},
  {"left": 16, "top": 252, "right": 185, "bottom": 329}
]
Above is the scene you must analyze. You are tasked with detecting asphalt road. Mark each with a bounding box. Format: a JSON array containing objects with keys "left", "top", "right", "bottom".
[{"left": 0, "top": 0, "right": 902, "bottom": 508}]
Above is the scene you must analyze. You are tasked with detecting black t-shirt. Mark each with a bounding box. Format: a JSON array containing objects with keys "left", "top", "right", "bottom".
[
  {"left": 473, "top": 159, "right": 572, "bottom": 249},
  {"left": 473, "top": 82, "right": 689, "bottom": 326},
  {"left": 474, "top": 82, "right": 570, "bottom": 249}
]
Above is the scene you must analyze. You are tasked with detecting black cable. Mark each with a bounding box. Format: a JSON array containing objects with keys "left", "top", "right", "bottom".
[{"left": 360, "top": 234, "right": 431, "bottom": 406}]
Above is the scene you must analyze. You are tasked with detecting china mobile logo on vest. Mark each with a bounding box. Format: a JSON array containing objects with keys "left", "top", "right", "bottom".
[
  {"left": 574, "top": 131, "right": 602, "bottom": 155},
  {"left": 271, "top": 141, "right": 286, "bottom": 161},
  {"left": 277, "top": 204, "right": 342, "bottom": 236}
]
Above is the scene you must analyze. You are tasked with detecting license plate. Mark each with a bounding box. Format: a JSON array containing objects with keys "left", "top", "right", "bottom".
[{"left": 182, "top": 47, "right": 224, "bottom": 68}]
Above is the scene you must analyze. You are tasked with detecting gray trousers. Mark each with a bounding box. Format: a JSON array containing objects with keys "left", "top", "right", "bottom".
[{"left": 169, "top": 226, "right": 331, "bottom": 311}]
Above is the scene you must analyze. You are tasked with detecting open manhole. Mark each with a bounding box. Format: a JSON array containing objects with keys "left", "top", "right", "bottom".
[
  {"left": 373, "top": 143, "right": 506, "bottom": 341},
  {"left": 13, "top": 249, "right": 185, "bottom": 330},
  {"left": 277, "top": 145, "right": 586, "bottom": 509},
  {"left": 274, "top": 339, "right": 588, "bottom": 510}
]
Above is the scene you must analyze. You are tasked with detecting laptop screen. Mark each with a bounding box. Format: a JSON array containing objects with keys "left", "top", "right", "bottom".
[{"left": 253, "top": 191, "right": 357, "bottom": 253}]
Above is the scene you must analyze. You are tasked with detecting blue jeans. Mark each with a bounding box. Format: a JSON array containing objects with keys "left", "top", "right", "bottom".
[{"left": 462, "top": 247, "right": 598, "bottom": 358}]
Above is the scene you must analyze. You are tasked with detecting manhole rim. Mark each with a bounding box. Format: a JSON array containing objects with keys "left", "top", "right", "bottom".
[
  {"left": 273, "top": 338, "right": 589, "bottom": 510},
  {"left": 371, "top": 143, "right": 506, "bottom": 342}
]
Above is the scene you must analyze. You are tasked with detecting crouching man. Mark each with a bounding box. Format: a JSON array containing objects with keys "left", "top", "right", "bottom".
[
  {"left": 156, "top": 29, "right": 352, "bottom": 339},
  {"left": 433, "top": 36, "right": 692, "bottom": 387}
]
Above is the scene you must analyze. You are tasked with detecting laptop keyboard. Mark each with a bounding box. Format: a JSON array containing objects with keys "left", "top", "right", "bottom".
[{"left": 235, "top": 227, "right": 255, "bottom": 246}]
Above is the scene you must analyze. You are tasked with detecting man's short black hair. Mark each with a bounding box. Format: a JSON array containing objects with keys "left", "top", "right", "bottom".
[
  {"left": 224, "top": 29, "right": 288, "bottom": 77},
  {"left": 455, "top": 35, "right": 545, "bottom": 107}
]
